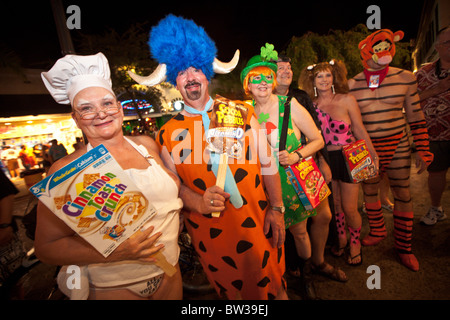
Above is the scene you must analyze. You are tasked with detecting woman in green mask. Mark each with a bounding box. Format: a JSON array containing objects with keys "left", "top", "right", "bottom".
[{"left": 241, "top": 44, "right": 348, "bottom": 289}]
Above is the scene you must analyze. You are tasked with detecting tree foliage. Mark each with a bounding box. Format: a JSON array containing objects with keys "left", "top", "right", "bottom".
[{"left": 283, "top": 24, "right": 413, "bottom": 85}]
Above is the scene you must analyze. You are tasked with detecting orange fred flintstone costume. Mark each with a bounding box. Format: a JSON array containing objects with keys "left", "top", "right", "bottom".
[
  {"left": 128, "top": 15, "right": 286, "bottom": 299},
  {"left": 348, "top": 29, "right": 434, "bottom": 271}
]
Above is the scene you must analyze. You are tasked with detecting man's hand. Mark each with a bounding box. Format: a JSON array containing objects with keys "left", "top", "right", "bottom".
[
  {"left": 199, "top": 185, "right": 230, "bottom": 214},
  {"left": 263, "top": 208, "right": 285, "bottom": 248},
  {"left": 415, "top": 154, "right": 428, "bottom": 174}
]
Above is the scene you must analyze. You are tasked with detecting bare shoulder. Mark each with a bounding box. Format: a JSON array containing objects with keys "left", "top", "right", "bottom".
[
  {"left": 391, "top": 67, "right": 416, "bottom": 81},
  {"left": 340, "top": 93, "right": 358, "bottom": 104},
  {"left": 348, "top": 71, "right": 365, "bottom": 89},
  {"left": 126, "top": 135, "right": 159, "bottom": 154}
]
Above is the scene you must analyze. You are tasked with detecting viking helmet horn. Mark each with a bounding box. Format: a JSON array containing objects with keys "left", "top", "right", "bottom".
[
  {"left": 128, "top": 49, "right": 240, "bottom": 87},
  {"left": 127, "top": 63, "right": 167, "bottom": 87},
  {"left": 213, "top": 49, "right": 240, "bottom": 74}
]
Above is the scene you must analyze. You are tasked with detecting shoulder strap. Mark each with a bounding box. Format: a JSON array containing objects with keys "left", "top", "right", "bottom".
[{"left": 279, "top": 96, "right": 292, "bottom": 152}]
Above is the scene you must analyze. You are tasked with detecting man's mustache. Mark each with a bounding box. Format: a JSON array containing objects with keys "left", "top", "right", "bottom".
[{"left": 185, "top": 81, "right": 201, "bottom": 89}]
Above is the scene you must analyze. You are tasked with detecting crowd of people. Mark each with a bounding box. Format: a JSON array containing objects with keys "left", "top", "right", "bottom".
[
  {"left": 1, "top": 15, "right": 448, "bottom": 300},
  {"left": 1, "top": 139, "right": 68, "bottom": 178}
]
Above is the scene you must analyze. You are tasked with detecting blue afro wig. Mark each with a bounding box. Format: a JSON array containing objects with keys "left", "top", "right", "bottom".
[{"left": 149, "top": 14, "right": 217, "bottom": 86}]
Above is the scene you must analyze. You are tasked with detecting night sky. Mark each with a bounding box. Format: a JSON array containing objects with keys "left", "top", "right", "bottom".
[{"left": 2, "top": 0, "right": 424, "bottom": 69}]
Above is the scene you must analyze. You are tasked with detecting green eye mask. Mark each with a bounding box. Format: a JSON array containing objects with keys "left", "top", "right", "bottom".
[{"left": 250, "top": 74, "right": 274, "bottom": 84}]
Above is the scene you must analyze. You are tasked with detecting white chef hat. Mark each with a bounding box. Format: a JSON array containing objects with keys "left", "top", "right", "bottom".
[{"left": 41, "top": 52, "right": 113, "bottom": 105}]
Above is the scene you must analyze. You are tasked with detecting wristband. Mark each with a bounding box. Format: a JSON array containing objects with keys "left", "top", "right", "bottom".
[{"left": 294, "top": 150, "right": 303, "bottom": 162}]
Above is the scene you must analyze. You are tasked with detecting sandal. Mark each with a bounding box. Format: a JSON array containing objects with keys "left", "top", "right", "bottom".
[
  {"left": 346, "top": 245, "right": 363, "bottom": 266},
  {"left": 312, "top": 262, "right": 348, "bottom": 282},
  {"left": 381, "top": 204, "right": 394, "bottom": 212}
]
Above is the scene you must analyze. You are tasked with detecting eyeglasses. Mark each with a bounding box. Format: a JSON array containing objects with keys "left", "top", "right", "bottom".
[{"left": 73, "top": 102, "right": 121, "bottom": 120}]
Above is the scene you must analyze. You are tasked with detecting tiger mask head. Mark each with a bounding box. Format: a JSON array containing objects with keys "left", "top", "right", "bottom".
[{"left": 359, "top": 29, "right": 404, "bottom": 70}]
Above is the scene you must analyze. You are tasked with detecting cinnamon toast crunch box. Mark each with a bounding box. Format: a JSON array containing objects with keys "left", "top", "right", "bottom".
[{"left": 29, "top": 144, "right": 157, "bottom": 257}]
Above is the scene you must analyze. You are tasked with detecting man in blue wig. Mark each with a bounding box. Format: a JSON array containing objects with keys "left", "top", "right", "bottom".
[{"left": 129, "top": 14, "right": 288, "bottom": 300}]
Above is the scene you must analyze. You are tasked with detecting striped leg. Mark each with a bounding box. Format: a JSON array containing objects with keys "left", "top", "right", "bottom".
[
  {"left": 394, "top": 210, "right": 419, "bottom": 271},
  {"left": 361, "top": 201, "right": 387, "bottom": 246},
  {"left": 384, "top": 134, "right": 419, "bottom": 270}
]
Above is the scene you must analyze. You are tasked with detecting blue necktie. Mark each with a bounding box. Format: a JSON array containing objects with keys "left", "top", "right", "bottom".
[{"left": 183, "top": 97, "right": 243, "bottom": 209}]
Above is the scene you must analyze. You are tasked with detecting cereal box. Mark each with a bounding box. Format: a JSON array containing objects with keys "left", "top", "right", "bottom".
[
  {"left": 206, "top": 95, "right": 249, "bottom": 159},
  {"left": 29, "top": 144, "right": 157, "bottom": 258},
  {"left": 342, "top": 140, "right": 377, "bottom": 183},
  {"left": 285, "top": 157, "right": 331, "bottom": 209}
]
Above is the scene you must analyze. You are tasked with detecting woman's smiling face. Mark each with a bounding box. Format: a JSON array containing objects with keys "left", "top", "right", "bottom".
[
  {"left": 314, "top": 69, "right": 333, "bottom": 93},
  {"left": 71, "top": 87, "right": 123, "bottom": 141}
]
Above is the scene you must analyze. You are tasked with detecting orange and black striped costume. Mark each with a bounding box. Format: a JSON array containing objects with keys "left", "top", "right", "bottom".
[{"left": 348, "top": 29, "right": 433, "bottom": 271}]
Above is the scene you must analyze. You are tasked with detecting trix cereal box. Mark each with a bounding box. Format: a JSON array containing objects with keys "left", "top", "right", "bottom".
[
  {"left": 285, "top": 157, "right": 331, "bottom": 210},
  {"left": 342, "top": 140, "right": 377, "bottom": 183},
  {"left": 29, "top": 144, "right": 157, "bottom": 257}
]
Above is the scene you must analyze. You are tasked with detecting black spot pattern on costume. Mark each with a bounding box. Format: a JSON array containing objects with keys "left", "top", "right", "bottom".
[
  {"left": 255, "top": 174, "right": 260, "bottom": 188},
  {"left": 277, "top": 247, "right": 282, "bottom": 263},
  {"left": 234, "top": 168, "right": 248, "bottom": 183},
  {"left": 158, "top": 129, "right": 165, "bottom": 145},
  {"left": 210, "top": 228, "right": 222, "bottom": 239},
  {"left": 198, "top": 241, "right": 207, "bottom": 252},
  {"left": 262, "top": 250, "right": 270, "bottom": 268},
  {"left": 215, "top": 281, "right": 227, "bottom": 295},
  {"left": 179, "top": 149, "right": 192, "bottom": 163},
  {"left": 232, "top": 280, "right": 243, "bottom": 290},
  {"left": 246, "top": 145, "right": 252, "bottom": 161},
  {"left": 193, "top": 178, "right": 207, "bottom": 191},
  {"left": 236, "top": 240, "right": 253, "bottom": 253},
  {"left": 186, "top": 219, "right": 199, "bottom": 229},
  {"left": 257, "top": 277, "right": 270, "bottom": 287},
  {"left": 208, "top": 264, "right": 218, "bottom": 272},
  {"left": 241, "top": 217, "right": 256, "bottom": 228},
  {"left": 175, "top": 129, "right": 188, "bottom": 141},
  {"left": 241, "top": 195, "right": 248, "bottom": 206},
  {"left": 222, "top": 256, "right": 238, "bottom": 269},
  {"left": 258, "top": 200, "right": 268, "bottom": 210},
  {"left": 174, "top": 113, "right": 184, "bottom": 121}
]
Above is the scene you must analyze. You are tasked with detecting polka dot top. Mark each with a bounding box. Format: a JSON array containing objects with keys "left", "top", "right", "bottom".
[{"left": 314, "top": 104, "right": 354, "bottom": 146}]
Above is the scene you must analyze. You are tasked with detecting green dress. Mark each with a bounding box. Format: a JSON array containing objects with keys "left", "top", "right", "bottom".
[{"left": 276, "top": 95, "right": 317, "bottom": 228}]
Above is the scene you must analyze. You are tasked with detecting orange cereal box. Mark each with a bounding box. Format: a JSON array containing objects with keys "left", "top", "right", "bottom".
[{"left": 342, "top": 140, "right": 377, "bottom": 183}]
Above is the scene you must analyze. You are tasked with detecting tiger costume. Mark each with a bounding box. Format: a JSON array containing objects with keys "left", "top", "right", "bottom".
[{"left": 348, "top": 29, "right": 433, "bottom": 272}]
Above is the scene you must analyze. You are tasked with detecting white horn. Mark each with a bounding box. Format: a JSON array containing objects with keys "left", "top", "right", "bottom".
[
  {"left": 213, "top": 49, "right": 240, "bottom": 74},
  {"left": 127, "top": 64, "right": 167, "bottom": 86}
]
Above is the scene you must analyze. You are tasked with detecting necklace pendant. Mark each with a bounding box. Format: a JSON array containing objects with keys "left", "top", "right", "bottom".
[{"left": 369, "top": 74, "right": 380, "bottom": 88}]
